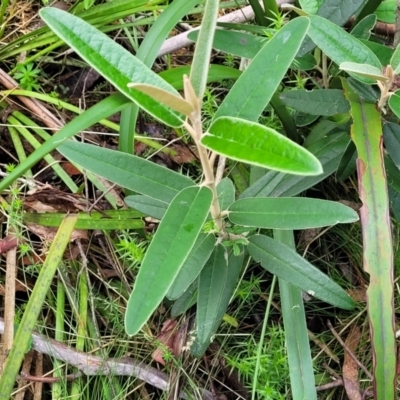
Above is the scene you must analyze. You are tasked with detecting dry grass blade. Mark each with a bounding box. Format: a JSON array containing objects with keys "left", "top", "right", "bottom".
[{"left": 0, "top": 318, "right": 213, "bottom": 399}]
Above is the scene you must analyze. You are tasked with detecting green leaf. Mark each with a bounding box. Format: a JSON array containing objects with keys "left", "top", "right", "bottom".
[
  {"left": 307, "top": 15, "right": 382, "bottom": 83},
  {"left": 228, "top": 197, "right": 358, "bottom": 229},
  {"left": 217, "top": 178, "right": 236, "bottom": 211},
  {"left": 339, "top": 62, "right": 387, "bottom": 81},
  {"left": 125, "top": 195, "right": 167, "bottom": 220},
  {"left": 202, "top": 117, "right": 322, "bottom": 175},
  {"left": 280, "top": 89, "right": 350, "bottom": 116},
  {"left": 167, "top": 233, "right": 215, "bottom": 300},
  {"left": 293, "top": 53, "right": 317, "bottom": 71},
  {"left": 343, "top": 80, "right": 396, "bottom": 398},
  {"left": 188, "top": 29, "right": 264, "bottom": 59},
  {"left": 299, "top": 0, "right": 321, "bottom": 14},
  {"left": 375, "top": 0, "right": 396, "bottom": 23},
  {"left": 346, "top": 77, "right": 379, "bottom": 103},
  {"left": 240, "top": 132, "right": 349, "bottom": 198},
  {"left": 390, "top": 44, "right": 400, "bottom": 74},
  {"left": 0, "top": 216, "right": 78, "bottom": 397},
  {"left": 248, "top": 235, "right": 355, "bottom": 310},
  {"left": 383, "top": 122, "right": 400, "bottom": 169},
  {"left": 389, "top": 185, "right": 400, "bottom": 221},
  {"left": 388, "top": 89, "right": 400, "bottom": 119},
  {"left": 58, "top": 142, "right": 193, "bottom": 203},
  {"left": 274, "top": 230, "right": 317, "bottom": 400},
  {"left": 128, "top": 83, "right": 194, "bottom": 116},
  {"left": 159, "top": 65, "right": 242, "bottom": 90},
  {"left": 214, "top": 17, "right": 310, "bottom": 122},
  {"left": 298, "top": 0, "right": 366, "bottom": 56},
  {"left": 171, "top": 279, "right": 198, "bottom": 318},
  {"left": 23, "top": 210, "right": 144, "bottom": 230},
  {"left": 386, "top": 154, "right": 400, "bottom": 194},
  {"left": 125, "top": 186, "right": 213, "bottom": 335},
  {"left": 336, "top": 140, "right": 357, "bottom": 181},
  {"left": 350, "top": 14, "right": 377, "bottom": 40},
  {"left": 135, "top": 0, "right": 201, "bottom": 68},
  {"left": 40, "top": 7, "right": 184, "bottom": 127},
  {"left": 195, "top": 246, "right": 243, "bottom": 349},
  {"left": 362, "top": 39, "right": 393, "bottom": 66}
]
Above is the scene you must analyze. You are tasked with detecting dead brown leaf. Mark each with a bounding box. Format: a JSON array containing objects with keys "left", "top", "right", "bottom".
[
  {"left": 24, "top": 184, "right": 102, "bottom": 213},
  {"left": 169, "top": 144, "right": 198, "bottom": 164},
  {"left": 152, "top": 319, "right": 179, "bottom": 365},
  {"left": 343, "top": 325, "right": 362, "bottom": 400},
  {"left": 26, "top": 223, "right": 88, "bottom": 242},
  {"left": 347, "top": 288, "right": 367, "bottom": 303}
]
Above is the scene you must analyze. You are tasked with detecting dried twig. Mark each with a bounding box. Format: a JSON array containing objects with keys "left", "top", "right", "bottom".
[
  {"left": 327, "top": 320, "right": 373, "bottom": 380},
  {"left": 0, "top": 69, "right": 63, "bottom": 129},
  {"left": 0, "top": 318, "right": 213, "bottom": 399}
]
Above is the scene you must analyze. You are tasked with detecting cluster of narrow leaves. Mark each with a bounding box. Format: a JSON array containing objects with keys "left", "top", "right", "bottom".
[{"left": 37, "top": 8, "right": 358, "bottom": 357}]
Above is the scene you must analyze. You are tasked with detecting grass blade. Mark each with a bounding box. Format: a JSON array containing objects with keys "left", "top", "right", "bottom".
[
  {"left": 0, "top": 215, "right": 78, "bottom": 398},
  {"left": 248, "top": 234, "right": 355, "bottom": 310},
  {"left": 0, "top": 93, "right": 128, "bottom": 193},
  {"left": 274, "top": 229, "right": 317, "bottom": 400},
  {"left": 342, "top": 79, "right": 396, "bottom": 399}
]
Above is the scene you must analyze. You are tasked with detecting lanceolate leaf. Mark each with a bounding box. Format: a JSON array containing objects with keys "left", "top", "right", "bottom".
[
  {"left": 217, "top": 178, "right": 236, "bottom": 211},
  {"left": 350, "top": 14, "right": 377, "bottom": 40},
  {"left": 388, "top": 89, "right": 400, "bottom": 119},
  {"left": 171, "top": 279, "right": 198, "bottom": 318},
  {"left": 228, "top": 197, "right": 358, "bottom": 229},
  {"left": 125, "top": 186, "right": 213, "bottom": 336},
  {"left": 339, "top": 62, "right": 387, "bottom": 81},
  {"left": 159, "top": 65, "right": 242, "bottom": 90},
  {"left": 195, "top": 246, "right": 244, "bottom": 349},
  {"left": 298, "top": 0, "right": 366, "bottom": 56},
  {"left": 128, "top": 83, "right": 194, "bottom": 116},
  {"left": 40, "top": 8, "right": 184, "bottom": 127},
  {"left": 248, "top": 235, "right": 355, "bottom": 310},
  {"left": 202, "top": 117, "right": 322, "bottom": 175},
  {"left": 214, "top": 17, "right": 310, "bottom": 122},
  {"left": 299, "top": 0, "right": 321, "bottom": 14},
  {"left": 188, "top": 29, "right": 264, "bottom": 59},
  {"left": 58, "top": 142, "right": 193, "bottom": 203},
  {"left": 280, "top": 89, "right": 350, "bottom": 116},
  {"left": 307, "top": 15, "right": 382, "bottom": 84},
  {"left": 346, "top": 77, "right": 379, "bottom": 103},
  {"left": 240, "top": 132, "right": 349, "bottom": 198},
  {"left": 390, "top": 44, "right": 400, "bottom": 74},
  {"left": 125, "top": 195, "right": 167, "bottom": 220},
  {"left": 383, "top": 122, "right": 400, "bottom": 169},
  {"left": 343, "top": 80, "right": 396, "bottom": 398},
  {"left": 167, "top": 233, "right": 215, "bottom": 300},
  {"left": 375, "top": 0, "right": 396, "bottom": 23},
  {"left": 361, "top": 39, "right": 393, "bottom": 66}
]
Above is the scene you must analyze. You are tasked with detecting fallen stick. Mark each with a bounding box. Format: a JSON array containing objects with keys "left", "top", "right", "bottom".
[
  {"left": 0, "top": 319, "right": 213, "bottom": 399},
  {"left": 158, "top": 0, "right": 294, "bottom": 57}
]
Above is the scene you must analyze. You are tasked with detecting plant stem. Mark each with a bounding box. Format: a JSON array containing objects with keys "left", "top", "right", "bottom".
[
  {"left": 322, "top": 53, "right": 329, "bottom": 88},
  {"left": 251, "top": 275, "right": 277, "bottom": 400},
  {"left": 186, "top": 118, "right": 223, "bottom": 231}
]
